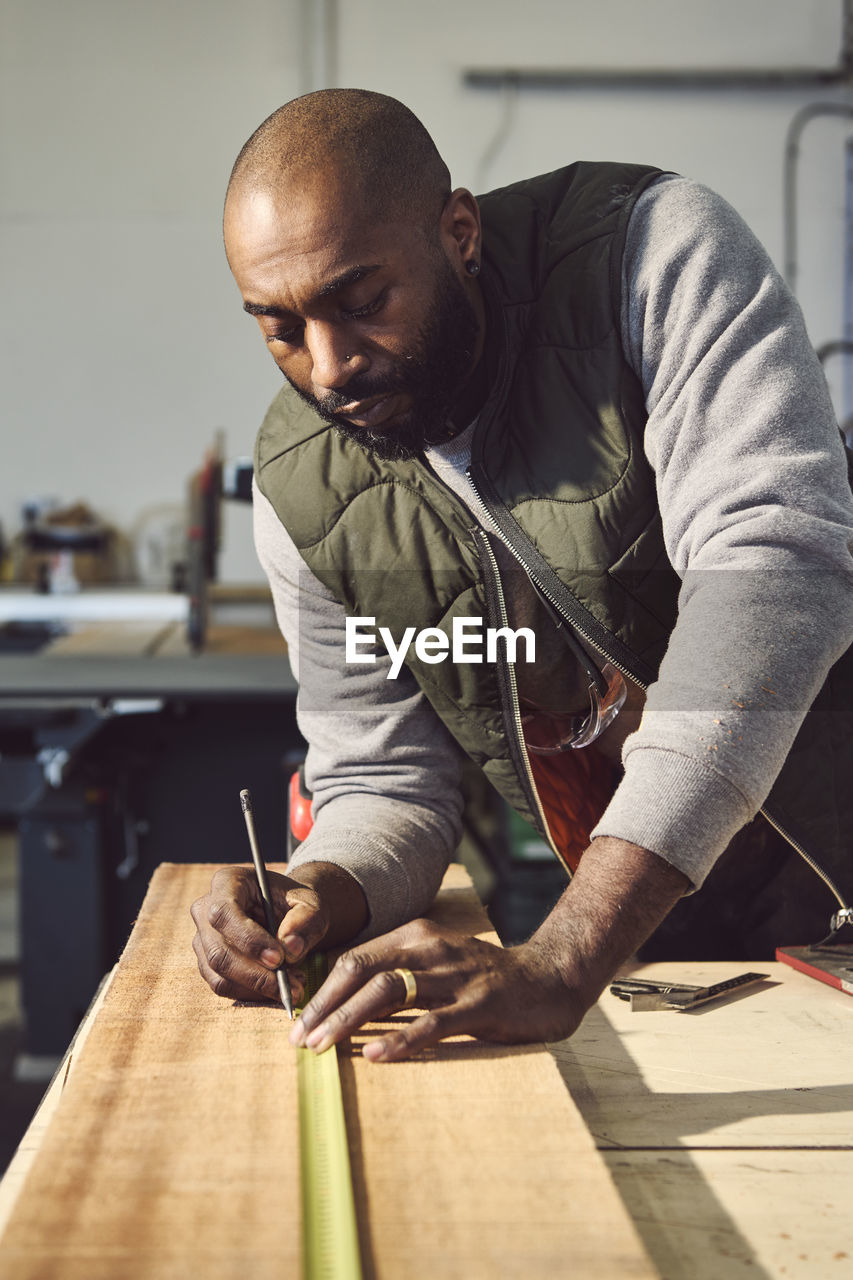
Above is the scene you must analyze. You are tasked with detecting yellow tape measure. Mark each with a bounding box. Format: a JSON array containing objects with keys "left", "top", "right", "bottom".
[{"left": 297, "top": 953, "right": 362, "bottom": 1280}]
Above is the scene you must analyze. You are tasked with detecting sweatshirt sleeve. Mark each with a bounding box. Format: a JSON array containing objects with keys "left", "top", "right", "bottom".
[
  {"left": 591, "top": 175, "right": 853, "bottom": 886},
  {"left": 252, "top": 481, "right": 465, "bottom": 938}
]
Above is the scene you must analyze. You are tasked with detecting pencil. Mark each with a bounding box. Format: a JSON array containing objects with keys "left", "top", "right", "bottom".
[{"left": 239, "top": 788, "right": 294, "bottom": 1019}]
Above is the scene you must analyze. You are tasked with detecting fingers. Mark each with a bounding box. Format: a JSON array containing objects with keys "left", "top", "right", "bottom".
[
  {"left": 291, "top": 925, "right": 436, "bottom": 1039},
  {"left": 362, "top": 1007, "right": 470, "bottom": 1062},
  {"left": 190, "top": 925, "right": 304, "bottom": 1005},
  {"left": 294, "top": 965, "right": 475, "bottom": 1062},
  {"left": 298, "top": 920, "right": 451, "bottom": 1021},
  {"left": 295, "top": 966, "right": 427, "bottom": 1053},
  {"left": 190, "top": 909, "right": 307, "bottom": 1005},
  {"left": 190, "top": 866, "right": 320, "bottom": 1004},
  {"left": 290, "top": 922, "right": 464, "bottom": 1056},
  {"left": 277, "top": 889, "right": 330, "bottom": 963}
]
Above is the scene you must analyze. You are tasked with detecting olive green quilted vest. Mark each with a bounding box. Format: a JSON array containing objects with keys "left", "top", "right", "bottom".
[{"left": 256, "top": 162, "right": 680, "bottom": 829}]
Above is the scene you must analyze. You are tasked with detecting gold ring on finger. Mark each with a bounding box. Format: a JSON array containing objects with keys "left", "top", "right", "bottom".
[{"left": 392, "top": 967, "right": 418, "bottom": 1008}]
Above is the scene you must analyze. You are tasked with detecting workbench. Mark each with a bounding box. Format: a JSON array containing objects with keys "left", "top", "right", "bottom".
[
  {"left": 552, "top": 957, "right": 853, "bottom": 1278},
  {"left": 1, "top": 863, "right": 851, "bottom": 1277}
]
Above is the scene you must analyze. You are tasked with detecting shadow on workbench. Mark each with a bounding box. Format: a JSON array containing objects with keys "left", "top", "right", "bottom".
[{"left": 550, "top": 1005, "right": 853, "bottom": 1280}]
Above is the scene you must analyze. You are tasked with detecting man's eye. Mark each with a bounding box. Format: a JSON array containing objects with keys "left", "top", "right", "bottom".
[
  {"left": 344, "top": 289, "right": 387, "bottom": 320},
  {"left": 266, "top": 325, "right": 302, "bottom": 346}
]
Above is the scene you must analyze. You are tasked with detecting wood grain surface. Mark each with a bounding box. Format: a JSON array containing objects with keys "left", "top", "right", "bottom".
[{"left": 0, "top": 862, "right": 654, "bottom": 1279}]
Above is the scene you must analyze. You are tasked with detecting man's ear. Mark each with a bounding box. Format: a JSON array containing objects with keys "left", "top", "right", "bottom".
[{"left": 439, "top": 188, "right": 482, "bottom": 275}]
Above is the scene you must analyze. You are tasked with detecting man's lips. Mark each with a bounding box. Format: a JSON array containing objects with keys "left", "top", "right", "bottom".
[{"left": 335, "top": 392, "right": 407, "bottom": 430}]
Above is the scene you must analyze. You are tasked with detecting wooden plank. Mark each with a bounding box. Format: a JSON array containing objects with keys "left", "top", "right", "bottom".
[
  {"left": 0, "top": 864, "right": 302, "bottom": 1279},
  {"left": 0, "top": 864, "right": 655, "bottom": 1279},
  {"left": 0, "top": 969, "right": 117, "bottom": 1239},
  {"left": 549, "top": 960, "right": 853, "bottom": 1149},
  {"left": 153, "top": 623, "right": 288, "bottom": 657},
  {"left": 42, "top": 620, "right": 176, "bottom": 657}
]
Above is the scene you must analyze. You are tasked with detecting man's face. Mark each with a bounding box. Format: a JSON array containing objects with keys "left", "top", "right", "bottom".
[{"left": 225, "top": 175, "right": 482, "bottom": 460}]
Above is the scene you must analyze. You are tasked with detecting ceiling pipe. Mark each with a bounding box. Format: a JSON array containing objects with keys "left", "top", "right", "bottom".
[
  {"left": 464, "top": 0, "right": 853, "bottom": 94},
  {"left": 465, "top": 67, "right": 853, "bottom": 91}
]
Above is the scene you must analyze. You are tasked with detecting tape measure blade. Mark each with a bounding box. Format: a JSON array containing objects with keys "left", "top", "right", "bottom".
[{"left": 298, "top": 954, "right": 363, "bottom": 1280}]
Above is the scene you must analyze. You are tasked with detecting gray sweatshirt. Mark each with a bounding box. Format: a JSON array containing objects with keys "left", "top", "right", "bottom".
[{"left": 254, "top": 174, "right": 853, "bottom": 939}]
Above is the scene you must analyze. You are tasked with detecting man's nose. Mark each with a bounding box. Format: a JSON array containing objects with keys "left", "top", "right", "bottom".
[{"left": 306, "top": 322, "right": 368, "bottom": 393}]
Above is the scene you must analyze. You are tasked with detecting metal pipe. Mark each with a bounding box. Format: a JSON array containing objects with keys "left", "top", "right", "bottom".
[
  {"left": 783, "top": 102, "right": 853, "bottom": 293},
  {"left": 465, "top": 68, "right": 853, "bottom": 92},
  {"left": 465, "top": 0, "right": 853, "bottom": 96},
  {"left": 299, "top": 0, "right": 338, "bottom": 93},
  {"left": 815, "top": 338, "right": 853, "bottom": 363}
]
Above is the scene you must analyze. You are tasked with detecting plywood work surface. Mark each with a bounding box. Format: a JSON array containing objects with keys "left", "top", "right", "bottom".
[
  {"left": 0, "top": 863, "right": 654, "bottom": 1280},
  {"left": 551, "top": 960, "right": 853, "bottom": 1149},
  {"left": 598, "top": 1148, "right": 853, "bottom": 1280},
  {"left": 549, "top": 959, "right": 853, "bottom": 1280}
]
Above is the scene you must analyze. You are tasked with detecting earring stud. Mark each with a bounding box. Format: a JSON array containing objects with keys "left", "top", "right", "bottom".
[{"left": 465, "top": 260, "right": 480, "bottom": 277}]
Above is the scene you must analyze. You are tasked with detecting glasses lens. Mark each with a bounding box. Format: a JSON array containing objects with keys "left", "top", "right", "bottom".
[
  {"left": 521, "top": 706, "right": 587, "bottom": 753},
  {"left": 570, "top": 664, "right": 626, "bottom": 748},
  {"left": 521, "top": 664, "right": 627, "bottom": 754}
]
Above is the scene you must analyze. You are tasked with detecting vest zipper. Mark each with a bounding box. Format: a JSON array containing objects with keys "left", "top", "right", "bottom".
[
  {"left": 474, "top": 526, "right": 568, "bottom": 874},
  {"left": 411, "top": 458, "right": 566, "bottom": 871},
  {"left": 464, "top": 467, "right": 650, "bottom": 690}
]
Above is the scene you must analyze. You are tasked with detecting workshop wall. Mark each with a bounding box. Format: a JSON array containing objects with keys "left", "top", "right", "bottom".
[
  {"left": 2, "top": 0, "right": 850, "bottom": 583},
  {"left": 1, "top": 0, "right": 299, "bottom": 583},
  {"left": 334, "top": 0, "right": 850, "bottom": 419}
]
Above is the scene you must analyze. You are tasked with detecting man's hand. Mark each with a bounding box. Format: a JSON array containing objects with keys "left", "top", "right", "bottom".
[
  {"left": 190, "top": 862, "right": 368, "bottom": 1004},
  {"left": 289, "top": 920, "right": 588, "bottom": 1060},
  {"left": 290, "top": 836, "right": 691, "bottom": 1061}
]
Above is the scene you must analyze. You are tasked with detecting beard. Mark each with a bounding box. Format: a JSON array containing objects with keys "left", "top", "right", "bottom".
[{"left": 285, "top": 254, "right": 481, "bottom": 462}]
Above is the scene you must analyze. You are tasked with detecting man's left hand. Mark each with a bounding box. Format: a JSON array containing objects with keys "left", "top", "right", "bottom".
[
  {"left": 289, "top": 836, "right": 692, "bottom": 1061},
  {"left": 289, "top": 918, "right": 586, "bottom": 1061}
]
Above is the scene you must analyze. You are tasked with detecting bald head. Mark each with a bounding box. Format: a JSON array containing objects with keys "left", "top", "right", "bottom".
[{"left": 226, "top": 89, "right": 451, "bottom": 232}]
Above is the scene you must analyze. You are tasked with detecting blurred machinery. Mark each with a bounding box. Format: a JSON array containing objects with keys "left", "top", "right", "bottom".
[
  {"left": 0, "top": 441, "right": 297, "bottom": 1063},
  {"left": 186, "top": 438, "right": 257, "bottom": 651}
]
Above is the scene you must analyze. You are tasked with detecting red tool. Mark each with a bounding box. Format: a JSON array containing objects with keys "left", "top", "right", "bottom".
[
  {"left": 776, "top": 944, "right": 853, "bottom": 995},
  {"left": 288, "top": 763, "right": 314, "bottom": 855}
]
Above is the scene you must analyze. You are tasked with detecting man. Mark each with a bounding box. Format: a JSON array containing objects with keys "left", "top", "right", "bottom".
[{"left": 192, "top": 89, "right": 853, "bottom": 1062}]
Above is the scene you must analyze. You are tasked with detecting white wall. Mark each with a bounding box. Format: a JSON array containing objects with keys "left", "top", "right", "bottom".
[
  {"left": 1, "top": 0, "right": 301, "bottom": 580},
  {"left": 2, "top": 0, "right": 851, "bottom": 582}
]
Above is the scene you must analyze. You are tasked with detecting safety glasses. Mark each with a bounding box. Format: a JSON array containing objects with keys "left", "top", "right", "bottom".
[{"left": 519, "top": 585, "right": 627, "bottom": 753}]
